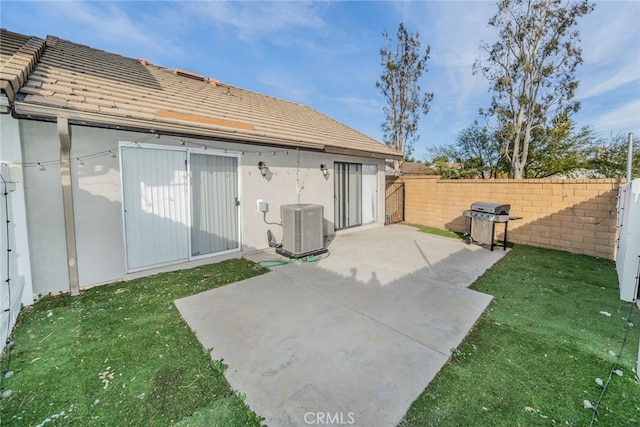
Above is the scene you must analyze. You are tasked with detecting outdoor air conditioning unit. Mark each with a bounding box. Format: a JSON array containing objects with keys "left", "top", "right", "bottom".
[{"left": 276, "top": 204, "right": 327, "bottom": 258}]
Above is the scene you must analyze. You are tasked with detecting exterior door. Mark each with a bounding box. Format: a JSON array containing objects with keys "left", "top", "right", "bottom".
[
  {"left": 121, "top": 146, "right": 189, "bottom": 270},
  {"left": 121, "top": 144, "right": 241, "bottom": 271},
  {"left": 334, "top": 162, "right": 362, "bottom": 230},
  {"left": 190, "top": 153, "right": 240, "bottom": 256},
  {"left": 361, "top": 164, "right": 378, "bottom": 224}
]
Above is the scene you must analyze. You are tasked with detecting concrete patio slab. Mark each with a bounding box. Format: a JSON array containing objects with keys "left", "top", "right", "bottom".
[{"left": 175, "top": 224, "right": 507, "bottom": 426}]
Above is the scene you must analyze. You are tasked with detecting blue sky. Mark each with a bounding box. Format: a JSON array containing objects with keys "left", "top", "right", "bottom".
[{"left": 1, "top": 1, "right": 638, "bottom": 160}]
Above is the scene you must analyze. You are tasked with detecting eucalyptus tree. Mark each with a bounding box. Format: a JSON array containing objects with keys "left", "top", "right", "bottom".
[
  {"left": 475, "top": 0, "right": 594, "bottom": 178},
  {"left": 377, "top": 23, "right": 434, "bottom": 175}
]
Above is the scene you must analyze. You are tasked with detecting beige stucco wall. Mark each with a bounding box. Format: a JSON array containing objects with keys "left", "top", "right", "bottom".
[
  {"left": 401, "top": 176, "right": 621, "bottom": 259},
  {"left": 20, "top": 120, "right": 385, "bottom": 295}
]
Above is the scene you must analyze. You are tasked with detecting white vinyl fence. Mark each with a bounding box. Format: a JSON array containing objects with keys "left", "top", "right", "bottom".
[
  {"left": 0, "top": 164, "right": 33, "bottom": 354},
  {"left": 615, "top": 178, "right": 640, "bottom": 380},
  {"left": 616, "top": 179, "right": 640, "bottom": 303}
]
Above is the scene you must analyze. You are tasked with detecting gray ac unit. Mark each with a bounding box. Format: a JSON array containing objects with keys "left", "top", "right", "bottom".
[{"left": 276, "top": 204, "right": 327, "bottom": 258}]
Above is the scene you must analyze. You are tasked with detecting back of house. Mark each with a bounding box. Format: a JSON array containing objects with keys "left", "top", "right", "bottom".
[{"left": 0, "top": 28, "right": 401, "bottom": 304}]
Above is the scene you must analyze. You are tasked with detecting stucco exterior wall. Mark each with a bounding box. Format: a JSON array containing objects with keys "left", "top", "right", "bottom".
[
  {"left": 21, "top": 120, "right": 70, "bottom": 296},
  {"left": 240, "top": 148, "right": 384, "bottom": 252},
  {"left": 20, "top": 120, "right": 385, "bottom": 295}
]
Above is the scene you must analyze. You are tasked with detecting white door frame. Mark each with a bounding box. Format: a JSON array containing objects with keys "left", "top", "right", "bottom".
[{"left": 119, "top": 141, "right": 242, "bottom": 272}]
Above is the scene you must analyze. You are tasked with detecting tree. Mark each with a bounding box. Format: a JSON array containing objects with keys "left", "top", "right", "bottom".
[
  {"left": 587, "top": 133, "right": 640, "bottom": 179},
  {"left": 377, "top": 23, "right": 434, "bottom": 175},
  {"left": 428, "top": 121, "right": 505, "bottom": 179},
  {"left": 474, "top": 0, "right": 594, "bottom": 178},
  {"left": 453, "top": 122, "right": 504, "bottom": 178},
  {"left": 525, "top": 117, "right": 596, "bottom": 177}
]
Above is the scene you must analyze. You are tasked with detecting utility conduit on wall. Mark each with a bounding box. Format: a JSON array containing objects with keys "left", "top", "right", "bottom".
[{"left": 58, "top": 117, "right": 80, "bottom": 296}]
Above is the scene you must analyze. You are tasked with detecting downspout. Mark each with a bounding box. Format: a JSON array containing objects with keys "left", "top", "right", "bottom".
[{"left": 57, "top": 117, "right": 80, "bottom": 296}]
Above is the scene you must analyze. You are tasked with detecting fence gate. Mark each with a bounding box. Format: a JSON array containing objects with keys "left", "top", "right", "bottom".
[{"left": 385, "top": 178, "right": 404, "bottom": 224}]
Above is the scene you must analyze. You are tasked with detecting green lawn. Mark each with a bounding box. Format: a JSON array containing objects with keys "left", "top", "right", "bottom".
[
  {"left": 0, "top": 259, "right": 267, "bottom": 426},
  {"left": 399, "top": 244, "right": 640, "bottom": 427},
  {"left": 1, "top": 239, "right": 638, "bottom": 426}
]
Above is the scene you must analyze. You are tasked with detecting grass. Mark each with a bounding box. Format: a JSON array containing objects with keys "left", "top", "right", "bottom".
[
  {"left": 0, "top": 258, "right": 268, "bottom": 426},
  {"left": 2, "top": 238, "right": 639, "bottom": 426},
  {"left": 399, "top": 245, "right": 640, "bottom": 427}
]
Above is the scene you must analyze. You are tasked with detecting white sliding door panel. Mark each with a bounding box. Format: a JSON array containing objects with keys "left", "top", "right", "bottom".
[
  {"left": 190, "top": 154, "right": 240, "bottom": 256},
  {"left": 334, "top": 162, "right": 362, "bottom": 230},
  {"left": 362, "top": 164, "right": 378, "bottom": 224},
  {"left": 121, "top": 146, "right": 189, "bottom": 270}
]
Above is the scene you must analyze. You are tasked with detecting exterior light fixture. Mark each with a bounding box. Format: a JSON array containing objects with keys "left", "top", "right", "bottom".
[
  {"left": 320, "top": 164, "right": 329, "bottom": 178},
  {"left": 258, "top": 161, "right": 269, "bottom": 177}
]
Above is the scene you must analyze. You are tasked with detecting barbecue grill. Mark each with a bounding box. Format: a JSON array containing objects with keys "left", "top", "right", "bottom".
[{"left": 462, "top": 202, "right": 521, "bottom": 251}]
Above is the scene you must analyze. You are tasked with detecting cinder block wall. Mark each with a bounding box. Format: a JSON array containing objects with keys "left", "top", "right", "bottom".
[{"left": 400, "top": 176, "right": 621, "bottom": 259}]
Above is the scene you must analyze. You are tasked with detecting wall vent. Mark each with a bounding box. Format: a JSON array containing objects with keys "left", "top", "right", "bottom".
[{"left": 174, "top": 69, "right": 205, "bottom": 81}]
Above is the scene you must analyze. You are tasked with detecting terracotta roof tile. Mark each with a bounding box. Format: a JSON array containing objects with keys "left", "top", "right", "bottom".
[{"left": 1, "top": 28, "right": 402, "bottom": 159}]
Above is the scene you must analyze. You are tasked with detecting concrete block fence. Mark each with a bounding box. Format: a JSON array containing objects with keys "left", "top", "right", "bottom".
[{"left": 398, "top": 176, "right": 622, "bottom": 259}]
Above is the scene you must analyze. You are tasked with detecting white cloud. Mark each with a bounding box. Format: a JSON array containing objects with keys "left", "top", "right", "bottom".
[
  {"left": 578, "top": 61, "right": 639, "bottom": 99},
  {"left": 187, "top": 1, "right": 327, "bottom": 42},
  {"left": 580, "top": 1, "right": 640, "bottom": 65},
  {"left": 577, "top": 2, "right": 640, "bottom": 100},
  {"left": 392, "top": 1, "right": 497, "bottom": 144},
  {"left": 333, "top": 96, "right": 382, "bottom": 116},
  {"left": 35, "top": 1, "right": 176, "bottom": 58},
  {"left": 589, "top": 100, "right": 640, "bottom": 135},
  {"left": 256, "top": 70, "right": 313, "bottom": 103}
]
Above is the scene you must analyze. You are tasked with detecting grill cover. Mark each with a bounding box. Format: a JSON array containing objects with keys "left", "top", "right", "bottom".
[{"left": 470, "top": 202, "right": 510, "bottom": 215}]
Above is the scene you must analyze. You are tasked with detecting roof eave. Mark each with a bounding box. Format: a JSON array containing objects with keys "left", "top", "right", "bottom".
[
  {"left": 324, "top": 145, "right": 403, "bottom": 161},
  {"left": 13, "top": 101, "right": 401, "bottom": 159},
  {"left": 12, "top": 101, "right": 326, "bottom": 150}
]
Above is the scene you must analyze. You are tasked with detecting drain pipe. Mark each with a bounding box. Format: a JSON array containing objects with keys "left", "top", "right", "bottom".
[{"left": 58, "top": 117, "right": 80, "bottom": 296}]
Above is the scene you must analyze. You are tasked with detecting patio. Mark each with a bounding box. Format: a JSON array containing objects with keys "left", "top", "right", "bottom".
[{"left": 175, "top": 224, "right": 507, "bottom": 426}]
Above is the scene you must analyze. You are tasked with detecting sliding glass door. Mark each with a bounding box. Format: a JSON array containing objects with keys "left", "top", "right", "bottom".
[
  {"left": 121, "top": 146, "right": 189, "bottom": 270},
  {"left": 334, "top": 162, "right": 362, "bottom": 230},
  {"left": 190, "top": 153, "right": 239, "bottom": 257},
  {"left": 121, "top": 144, "right": 240, "bottom": 271},
  {"left": 362, "top": 164, "right": 378, "bottom": 224}
]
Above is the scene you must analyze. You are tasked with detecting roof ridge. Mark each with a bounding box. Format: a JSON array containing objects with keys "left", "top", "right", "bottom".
[
  {"left": 0, "top": 29, "right": 47, "bottom": 102},
  {"left": 45, "top": 35, "right": 59, "bottom": 48}
]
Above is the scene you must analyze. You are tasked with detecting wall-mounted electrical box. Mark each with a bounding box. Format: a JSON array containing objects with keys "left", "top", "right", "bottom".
[{"left": 257, "top": 199, "right": 268, "bottom": 213}]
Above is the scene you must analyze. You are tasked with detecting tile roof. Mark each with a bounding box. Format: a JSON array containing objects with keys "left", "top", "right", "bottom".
[
  {"left": 0, "top": 29, "right": 45, "bottom": 102},
  {"left": 0, "top": 28, "right": 402, "bottom": 160},
  {"left": 401, "top": 162, "right": 436, "bottom": 175}
]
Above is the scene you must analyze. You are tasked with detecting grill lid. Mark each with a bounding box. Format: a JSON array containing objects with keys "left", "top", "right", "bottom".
[{"left": 470, "top": 202, "right": 510, "bottom": 215}]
